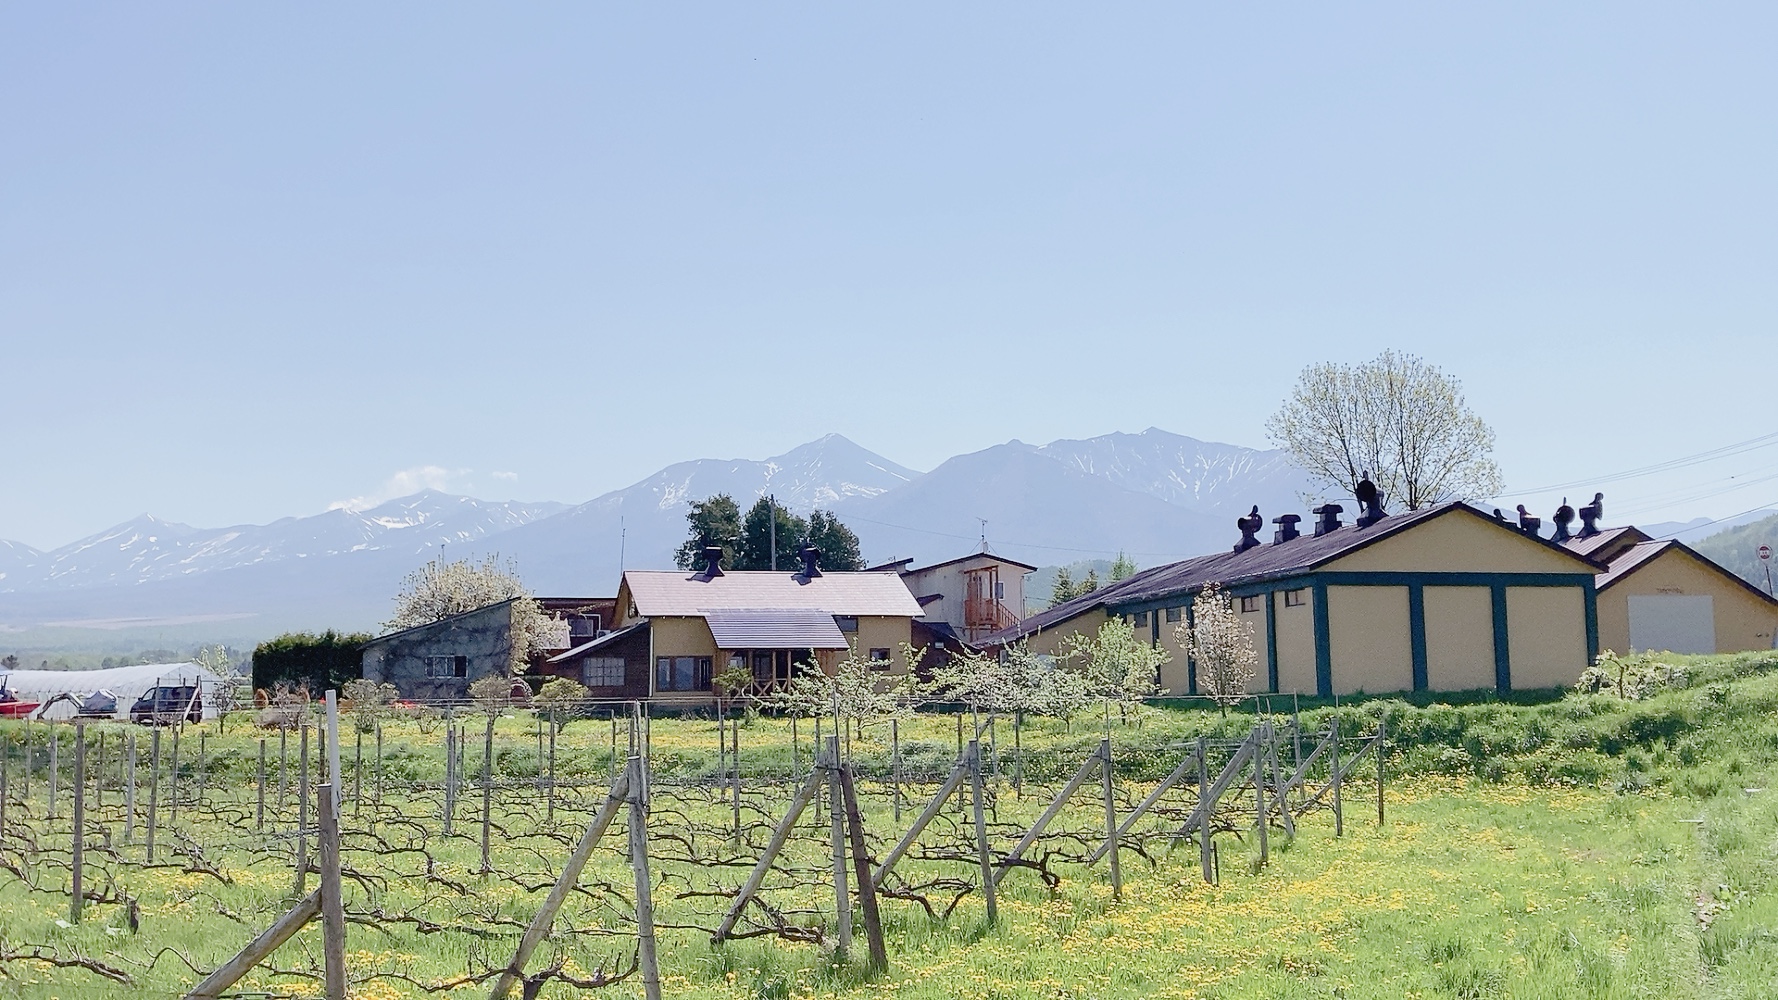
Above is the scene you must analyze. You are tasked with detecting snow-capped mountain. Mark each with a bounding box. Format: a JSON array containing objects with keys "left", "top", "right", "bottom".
[
  {"left": 1035, "top": 428, "right": 1310, "bottom": 517},
  {"left": 0, "top": 492, "right": 568, "bottom": 592},
  {"left": 486, "top": 434, "right": 919, "bottom": 594},
  {"left": 0, "top": 429, "right": 1316, "bottom": 638}
]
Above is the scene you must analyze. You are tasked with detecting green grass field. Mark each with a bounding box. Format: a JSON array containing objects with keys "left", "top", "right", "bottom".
[{"left": 3, "top": 652, "right": 1778, "bottom": 998}]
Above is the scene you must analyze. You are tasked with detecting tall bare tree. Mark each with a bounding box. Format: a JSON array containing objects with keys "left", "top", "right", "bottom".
[{"left": 1266, "top": 350, "right": 1502, "bottom": 510}]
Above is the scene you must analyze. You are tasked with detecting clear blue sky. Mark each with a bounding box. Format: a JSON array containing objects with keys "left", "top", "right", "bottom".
[{"left": 3, "top": 3, "right": 1774, "bottom": 550}]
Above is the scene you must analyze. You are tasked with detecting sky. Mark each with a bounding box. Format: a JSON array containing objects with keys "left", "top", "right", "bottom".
[{"left": 3, "top": 3, "right": 1775, "bottom": 551}]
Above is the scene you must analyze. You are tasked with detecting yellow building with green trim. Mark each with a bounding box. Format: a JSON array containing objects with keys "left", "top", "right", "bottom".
[{"left": 982, "top": 501, "right": 1602, "bottom": 697}]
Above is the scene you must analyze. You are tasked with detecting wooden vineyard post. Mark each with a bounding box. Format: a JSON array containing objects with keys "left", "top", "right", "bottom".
[
  {"left": 955, "top": 715, "right": 965, "bottom": 811},
  {"left": 124, "top": 732, "right": 136, "bottom": 844},
  {"left": 993, "top": 749, "right": 1100, "bottom": 888},
  {"left": 317, "top": 782, "right": 346, "bottom": 1000},
  {"left": 812, "top": 715, "right": 823, "bottom": 821},
  {"left": 1098, "top": 738, "right": 1120, "bottom": 900},
  {"left": 609, "top": 715, "right": 618, "bottom": 783},
  {"left": 375, "top": 720, "right": 384, "bottom": 817},
  {"left": 839, "top": 764, "right": 888, "bottom": 974},
  {"left": 1270, "top": 726, "right": 1295, "bottom": 839},
  {"left": 871, "top": 750, "right": 971, "bottom": 890},
  {"left": 890, "top": 718, "right": 901, "bottom": 822},
  {"left": 1376, "top": 718, "right": 1386, "bottom": 826},
  {"left": 353, "top": 728, "right": 363, "bottom": 817},
  {"left": 1, "top": 752, "right": 8, "bottom": 850},
  {"left": 491, "top": 763, "right": 633, "bottom": 999},
  {"left": 169, "top": 724, "right": 179, "bottom": 822},
  {"left": 1254, "top": 726, "right": 1269, "bottom": 868},
  {"left": 970, "top": 740, "right": 1000, "bottom": 921},
  {"left": 95, "top": 731, "right": 103, "bottom": 812},
  {"left": 1330, "top": 718, "right": 1343, "bottom": 837},
  {"left": 546, "top": 709, "right": 556, "bottom": 823},
  {"left": 1013, "top": 711, "right": 1023, "bottom": 795},
  {"left": 197, "top": 732, "right": 207, "bottom": 807},
  {"left": 443, "top": 724, "right": 456, "bottom": 834},
  {"left": 791, "top": 714, "right": 800, "bottom": 780},
  {"left": 325, "top": 691, "right": 341, "bottom": 815},
  {"left": 730, "top": 712, "right": 741, "bottom": 839},
  {"left": 827, "top": 736, "right": 852, "bottom": 955},
  {"left": 47, "top": 726, "right": 57, "bottom": 821},
  {"left": 70, "top": 722, "right": 85, "bottom": 924},
  {"left": 278, "top": 725, "right": 289, "bottom": 810},
  {"left": 1197, "top": 735, "right": 1213, "bottom": 883},
  {"left": 295, "top": 722, "right": 309, "bottom": 894},
  {"left": 257, "top": 739, "right": 267, "bottom": 831},
  {"left": 146, "top": 728, "right": 160, "bottom": 863},
  {"left": 481, "top": 714, "right": 495, "bottom": 876},
  {"left": 627, "top": 756, "right": 662, "bottom": 1000}
]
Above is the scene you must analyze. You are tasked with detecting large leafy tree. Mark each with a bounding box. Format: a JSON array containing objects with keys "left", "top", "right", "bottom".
[
  {"left": 806, "top": 509, "right": 863, "bottom": 571},
  {"left": 677, "top": 494, "right": 864, "bottom": 572},
  {"left": 1266, "top": 350, "right": 1503, "bottom": 511},
  {"left": 674, "top": 494, "right": 744, "bottom": 570},
  {"left": 737, "top": 497, "right": 807, "bottom": 571}
]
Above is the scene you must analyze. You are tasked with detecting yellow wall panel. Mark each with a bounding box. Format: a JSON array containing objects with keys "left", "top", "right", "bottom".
[
  {"left": 1506, "top": 586, "right": 1587, "bottom": 690},
  {"left": 1422, "top": 586, "right": 1496, "bottom": 691},
  {"left": 1327, "top": 585, "right": 1413, "bottom": 695}
]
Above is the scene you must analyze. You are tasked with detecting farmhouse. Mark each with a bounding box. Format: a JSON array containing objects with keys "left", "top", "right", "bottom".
[
  {"left": 363, "top": 595, "right": 617, "bottom": 700},
  {"left": 981, "top": 499, "right": 1602, "bottom": 697},
  {"left": 1565, "top": 526, "right": 1778, "bottom": 654},
  {"left": 599, "top": 545, "right": 926, "bottom": 709},
  {"left": 360, "top": 599, "right": 525, "bottom": 700},
  {"left": 868, "top": 552, "right": 1036, "bottom": 644}
]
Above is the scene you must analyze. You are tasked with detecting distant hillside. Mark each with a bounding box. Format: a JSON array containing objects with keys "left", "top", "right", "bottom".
[{"left": 1694, "top": 513, "right": 1778, "bottom": 592}]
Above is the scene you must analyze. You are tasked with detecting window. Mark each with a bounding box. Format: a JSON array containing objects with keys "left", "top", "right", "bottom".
[
  {"left": 995, "top": 582, "right": 1005, "bottom": 600},
  {"left": 655, "top": 656, "right": 713, "bottom": 692},
  {"left": 425, "top": 655, "right": 468, "bottom": 678},
  {"left": 1134, "top": 611, "right": 1150, "bottom": 627},
  {"left": 1284, "top": 589, "right": 1307, "bottom": 608},
  {"left": 868, "top": 648, "right": 892, "bottom": 671},
  {"left": 1165, "top": 607, "right": 1182, "bottom": 623},
  {"left": 833, "top": 615, "right": 859, "bottom": 633},
  {"left": 582, "top": 657, "right": 625, "bottom": 687},
  {"left": 1240, "top": 595, "right": 1261, "bottom": 613}
]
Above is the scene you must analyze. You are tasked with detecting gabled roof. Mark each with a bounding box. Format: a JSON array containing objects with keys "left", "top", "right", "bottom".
[
  {"left": 362, "top": 597, "right": 517, "bottom": 648},
  {"left": 621, "top": 570, "right": 923, "bottom": 618},
  {"left": 1594, "top": 539, "right": 1778, "bottom": 607},
  {"left": 899, "top": 552, "right": 1040, "bottom": 574},
  {"left": 981, "top": 502, "right": 1600, "bottom": 645},
  {"left": 545, "top": 621, "right": 648, "bottom": 663}
]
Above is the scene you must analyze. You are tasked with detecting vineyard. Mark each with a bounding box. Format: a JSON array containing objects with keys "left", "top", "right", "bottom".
[{"left": 3, "top": 658, "right": 1778, "bottom": 1000}]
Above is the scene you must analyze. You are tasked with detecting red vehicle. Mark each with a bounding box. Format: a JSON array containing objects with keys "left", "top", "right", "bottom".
[{"left": 0, "top": 680, "right": 40, "bottom": 719}]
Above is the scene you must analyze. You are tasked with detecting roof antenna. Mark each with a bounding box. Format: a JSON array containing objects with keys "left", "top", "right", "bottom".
[
  {"left": 619, "top": 515, "right": 626, "bottom": 573},
  {"left": 977, "top": 518, "right": 989, "bottom": 554}
]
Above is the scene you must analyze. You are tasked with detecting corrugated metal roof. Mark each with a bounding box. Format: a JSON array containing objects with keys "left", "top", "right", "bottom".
[
  {"left": 623, "top": 570, "right": 923, "bottom": 618},
  {"left": 1592, "top": 539, "right": 1778, "bottom": 607},
  {"left": 1561, "top": 526, "right": 1649, "bottom": 560},
  {"left": 704, "top": 610, "right": 851, "bottom": 650},
  {"left": 983, "top": 501, "right": 1600, "bottom": 645}
]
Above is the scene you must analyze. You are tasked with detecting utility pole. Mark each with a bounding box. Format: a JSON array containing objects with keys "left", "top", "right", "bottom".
[{"left": 769, "top": 494, "right": 777, "bottom": 571}]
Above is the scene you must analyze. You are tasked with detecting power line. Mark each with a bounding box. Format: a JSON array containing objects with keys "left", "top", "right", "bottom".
[
  {"left": 1648, "top": 500, "right": 1778, "bottom": 540},
  {"left": 1496, "top": 429, "right": 1778, "bottom": 497}
]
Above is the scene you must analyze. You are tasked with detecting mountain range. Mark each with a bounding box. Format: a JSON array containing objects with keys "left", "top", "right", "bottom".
[{"left": 0, "top": 429, "right": 1322, "bottom": 641}]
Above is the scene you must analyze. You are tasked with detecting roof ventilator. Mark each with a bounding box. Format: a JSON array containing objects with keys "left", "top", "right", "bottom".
[
  {"left": 797, "top": 545, "right": 823, "bottom": 580},
  {"left": 1516, "top": 505, "right": 1542, "bottom": 538},
  {"left": 1312, "top": 503, "right": 1344, "bottom": 537},
  {"left": 1577, "top": 492, "right": 1604, "bottom": 539},
  {"left": 1353, "top": 474, "right": 1386, "bottom": 528},
  {"left": 1233, "top": 506, "right": 1263, "bottom": 553},
  {"left": 1550, "top": 498, "right": 1576, "bottom": 543},
  {"left": 1272, "top": 513, "right": 1302, "bottom": 544},
  {"left": 700, "top": 545, "right": 725, "bottom": 578}
]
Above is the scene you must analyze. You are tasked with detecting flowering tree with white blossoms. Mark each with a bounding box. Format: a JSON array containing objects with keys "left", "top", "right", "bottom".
[{"left": 1177, "top": 583, "right": 1259, "bottom": 716}]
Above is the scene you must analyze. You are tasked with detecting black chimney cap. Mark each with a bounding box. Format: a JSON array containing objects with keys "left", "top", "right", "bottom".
[
  {"left": 797, "top": 545, "right": 822, "bottom": 579},
  {"left": 700, "top": 545, "right": 725, "bottom": 578},
  {"left": 1233, "top": 506, "right": 1263, "bottom": 553},
  {"left": 1272, "top": 513, "right": 1302, "bottom": 544},
  {"left": 1312, "top": 503, "right": 1344, "bottom": 537}
]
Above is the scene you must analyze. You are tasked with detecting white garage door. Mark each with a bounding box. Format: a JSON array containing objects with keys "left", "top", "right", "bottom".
[{"left": 1627, "top": 594, "right": 1716, "bottom": 654}]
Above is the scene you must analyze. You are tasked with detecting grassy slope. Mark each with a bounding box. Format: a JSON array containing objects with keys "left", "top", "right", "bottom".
[{"left": 3, "top": 654, "right": 1778, "bottom": 997}]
